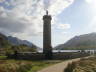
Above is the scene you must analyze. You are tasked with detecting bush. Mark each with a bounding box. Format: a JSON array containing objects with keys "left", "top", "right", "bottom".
[
  {"left": 64, "top": 62, "right": 76, "bottom": 72},
  {"left": 17, "top": 64, "right": 32, "bottom": 72}
]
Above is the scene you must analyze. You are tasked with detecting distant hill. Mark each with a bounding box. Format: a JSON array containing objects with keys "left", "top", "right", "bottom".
[
  {"left": 0, "top": 33, "right": 39, "bottom": 52},
  {"left": 55, "top": 33, "right": 96, "bottom": 50},
  {"left": 7, "top": 36, "right": 41, "bottom": 51}
]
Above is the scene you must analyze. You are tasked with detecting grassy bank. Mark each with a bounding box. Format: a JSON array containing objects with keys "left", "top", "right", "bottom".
[
  {"left": 64, "top": 56, "right": 96, "bottom": 72},
  {"left": 73, "top": 56, "right": 96, "bottom": 72}
]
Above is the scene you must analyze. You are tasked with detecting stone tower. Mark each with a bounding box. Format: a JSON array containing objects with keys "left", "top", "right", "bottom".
[{"left": 43, "top": 10, "right": 52, "bottom": 59}]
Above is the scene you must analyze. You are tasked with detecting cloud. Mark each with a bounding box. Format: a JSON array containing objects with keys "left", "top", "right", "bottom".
[
  {"left": 48, "top": 0, "right": 74, "bottom": 16},
  {"left": 0, "top": 0, "right": 4, "bottom": 2},
  {"left": 0, "top": 7, "right": 7, "bottom": 17},
  {"left": 0, "top": 0, "right": 44, "bottom": 36},
  {"left": 0, "top": 0, "right": 74, "bottom": 39},
  {"left": 43, "top": 0, "right": 50, "bottom": 10},
  {"left": 85, "top": 0, "right": 96, "bottom": 7},
  {"left": 57, "top": 23, "right": 71, "bottom": 30},
  {"left": 0, "top": 17, "right": 28, "bottom": 33},
  {"left": 88, "top": 16, "right": 96, "bottom": 32},
  {"left": 85, "top": 0, "right": 92, "bottom": 3}
]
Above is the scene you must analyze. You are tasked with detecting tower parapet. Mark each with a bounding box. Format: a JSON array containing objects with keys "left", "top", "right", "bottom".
[{"left": 43, "top": 10, "right": 52, "bottom": 20}]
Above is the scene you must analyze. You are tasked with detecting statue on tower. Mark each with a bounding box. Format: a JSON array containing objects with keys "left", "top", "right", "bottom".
[{"left": 46, "top": 10, "right": 48, "bottom": 15}]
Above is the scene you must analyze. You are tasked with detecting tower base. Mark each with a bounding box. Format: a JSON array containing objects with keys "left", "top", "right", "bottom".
[{"left": 44, "top": 51, "right": 53, "bottom": 59}]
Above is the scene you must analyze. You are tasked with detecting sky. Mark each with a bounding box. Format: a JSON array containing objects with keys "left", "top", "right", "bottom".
[{"left": 0, "top": 0, "right": 96, "bottom": 48}]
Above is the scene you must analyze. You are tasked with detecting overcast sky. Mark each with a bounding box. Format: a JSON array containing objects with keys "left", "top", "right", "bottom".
[{"left": 0, "top": 0, "right": 96, "bottom": 48}]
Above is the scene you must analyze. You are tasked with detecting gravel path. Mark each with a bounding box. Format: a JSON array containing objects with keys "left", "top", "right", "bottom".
[{"left": 38, "top": 58, "right": 80, "bottom": 72}]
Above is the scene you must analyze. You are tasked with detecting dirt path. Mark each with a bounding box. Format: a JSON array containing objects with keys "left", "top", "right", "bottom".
[
  {"left": 38, "top": 58, "right": 80, "bottom": 72},
  {"left": 38, "top": 56, "right": 93, "bottom": 72}
]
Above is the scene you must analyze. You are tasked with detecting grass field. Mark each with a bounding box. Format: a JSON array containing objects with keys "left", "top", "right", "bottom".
[
  {"left": 0, "top": 56, "right": 7, "bottom": 59},
  {"left": 0, "top": 56, "right": 62, "bottom": 72}
]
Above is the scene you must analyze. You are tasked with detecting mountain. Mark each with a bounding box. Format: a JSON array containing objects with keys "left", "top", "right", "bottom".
[
  {"left": 8, "top": 36, "right": 32, "bottom": 47},
  {"left": 55, "top": 33, "right": 96, "bottom": 50},
  {"left": 7, "top": 36, "right": 40, "bottom": 51},
  {"left": 0, "top": 33, "right": 39, "bottom": 52}
]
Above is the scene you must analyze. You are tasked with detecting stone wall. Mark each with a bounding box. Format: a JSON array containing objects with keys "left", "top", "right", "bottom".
[
  {"left": 8, "top": 52, "right": 90, "bottom": 60},
  {"left": 53, "top": 52, "right": 90, "bottom": 60}
]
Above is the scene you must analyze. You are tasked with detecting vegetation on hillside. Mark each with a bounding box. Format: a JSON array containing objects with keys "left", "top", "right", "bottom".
[
  {"left": 0, "top": 33, "right": 37, "bottom": 56},
  {"left": 0, "top": 39, "right": 36, "bottom": 56}
]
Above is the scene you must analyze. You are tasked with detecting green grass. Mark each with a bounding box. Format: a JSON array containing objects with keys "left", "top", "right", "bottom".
[
  {"left": 0, "top": 59, "right": 62, "bottom": 72},
  {"left": 28, "top": 60, "right": 62, "bottom": 72},
  {"left": 0, "top": 56, "right": 7, "bottom": 59}
]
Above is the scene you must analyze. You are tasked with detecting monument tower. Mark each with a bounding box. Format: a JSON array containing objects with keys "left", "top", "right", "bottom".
[{"left": 43, "top": 10, "right": 52, "bottom": 59}]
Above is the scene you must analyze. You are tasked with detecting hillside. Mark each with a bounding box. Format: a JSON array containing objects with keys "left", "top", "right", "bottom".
[
  {"left": 55, "top": 33, "right": 96, "bottom": 50},
  {"left": 8, "top": 36, "right": 33, "bottom": 47},
  {"left": 0, "top": 33, "right": 11, "bottom": 48}
]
